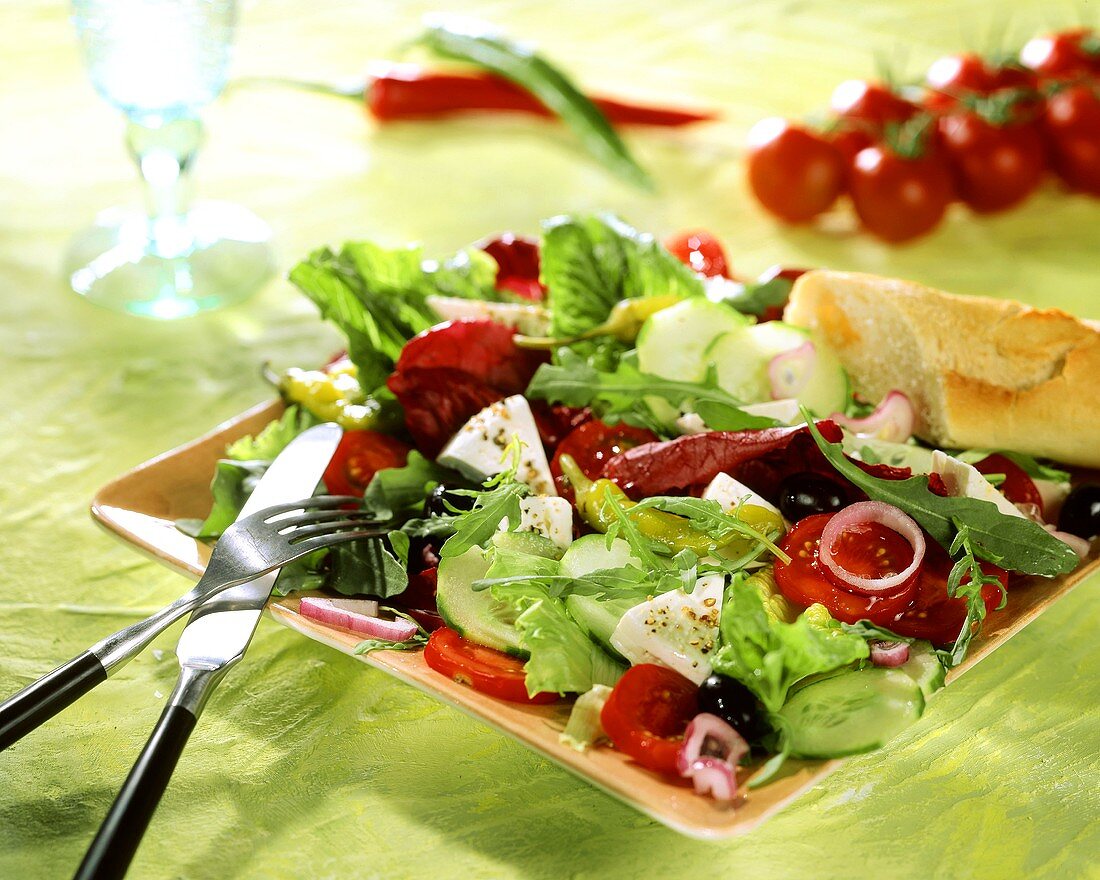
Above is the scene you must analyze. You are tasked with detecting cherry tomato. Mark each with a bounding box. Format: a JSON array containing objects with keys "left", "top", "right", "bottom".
[
  {"left": 939, "top": 112, "right": 1046, "bottom": 212},
  {"left": 746, "top": 119, "right": 846, "bottom": 223},
  {"left": 971, "top": 453, "right": 1044, "bottom": 516},
  {"left": 1020, "top": 28, "right": 1100, "bottom": 78},
  {"left": 1044, "top": 84, "right": 1100, "bottom": 195},
  {"left": 925, "top": 54, "right": 998, "bottom": 110},
  {"left": 551, "top": 420, "right": 658, "bottom": 499},
  {"left": 849, "top": 145, "right": 954, "bottom": 242},
  {"left": 322, "top": 430, "right": 411, "bottom": 496},
  {"left": 600, "top": 664, "right": 699, "bottom": 775},
  {"left": 885, "top": 544, "right": 1008, "bottom": 645},
  {"left": 664, "top": 230, "right": 732, "bottom": 278},
  {"left": 775, "top": 514, "right": 918, "bottom": 625},
  {"left": 831, "top": 80, "right": 918, "bottom": 128},
  {"left": 423, "top": 627, "right": 558, "bottom": 704}
]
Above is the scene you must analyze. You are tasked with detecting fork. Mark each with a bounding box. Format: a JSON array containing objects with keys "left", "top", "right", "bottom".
[{"left": 0, "top": 496, "right": 387, "bottom": 752}]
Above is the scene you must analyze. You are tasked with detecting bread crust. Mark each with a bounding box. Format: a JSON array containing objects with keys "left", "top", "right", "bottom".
[{"left": 784, "top": 269, "right": 1100, "bottom": 468}]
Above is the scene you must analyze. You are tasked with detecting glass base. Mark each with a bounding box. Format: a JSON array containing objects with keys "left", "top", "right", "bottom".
[{"left": 64, "top": 201, "right": 275, "bottom": 319}]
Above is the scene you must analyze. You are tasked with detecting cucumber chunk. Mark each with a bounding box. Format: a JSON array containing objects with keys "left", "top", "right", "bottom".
[
  {"left": 707, "top": 321, "right": 849, "bottom": 415},
  {"left": 898, "top": 641, "right": 946, "bottom": 698},
  {"left": 491, "top": 530, "right": 564, "bottom": 561},
  {"left": 435, "top": 548, "right": 526, "bottom": 656},
  {"left": 779, "top": 667, "right": 925, "bottom": 759},
  {"left": 636, "top": 299, "right": 748, "bottom": 383},
  {"left": 565, "top": 594, "right": 638, "bottom": 660},
  {"left": 560, "top": 535, "right": 637, "bottom": 579}
]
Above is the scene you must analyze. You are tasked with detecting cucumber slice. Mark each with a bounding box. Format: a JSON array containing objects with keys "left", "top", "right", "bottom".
[
  {"left": 560, "top": 535, "right": 637, "bottom": 579},
  {"left": 565, "top": 594, "right": 638, "bottom": 660},
  {"left": 435, "top": 548, "right": 526, "bottom": 656},
  {"left": 636, "top": 299, "right": 748, "bottom": 383},
  {"left": 707, "top": 321, "right": 849, "bottom": 415},
  {"left": 898, "top": 641, "right": 946, "bottom": 698},
  {"left": 491, "top": 530, "right": 564, "bottom": 561},
  {"left": 779, "top": 667, "right": 925, "bottom": 759}
]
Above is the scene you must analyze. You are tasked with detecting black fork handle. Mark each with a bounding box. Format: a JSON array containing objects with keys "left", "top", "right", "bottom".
[
  {"left": 0, "top": 651, "right": 107, "bottom": 751},
  {"left": 73, "top": 702, "right": 198, "bottom": 880}
]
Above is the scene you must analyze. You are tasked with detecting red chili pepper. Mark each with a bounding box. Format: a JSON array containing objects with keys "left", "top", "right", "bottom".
[{"left": 366, "top": 66, "right": 716, "bottom": 127}]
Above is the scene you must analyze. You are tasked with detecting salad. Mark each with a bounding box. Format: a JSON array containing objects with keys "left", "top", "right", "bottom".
[{"left": 193, "top": 215, "right": 1093, "bottom": 804}]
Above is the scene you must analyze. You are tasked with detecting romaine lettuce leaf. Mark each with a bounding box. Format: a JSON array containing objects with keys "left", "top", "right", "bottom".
[
  {"left": 225, "top": 406, "right": 318, "bottom": 462},
  {"left": 711, "top": 576, "right": 869, "bottom": 713},
  {"left": 516, "top": 596, "right": 625, "bottom": 696}
]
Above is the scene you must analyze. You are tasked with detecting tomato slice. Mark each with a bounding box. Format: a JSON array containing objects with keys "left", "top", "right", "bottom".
[
  {"left": 972, "top": 453, "right": 1043, "bottom": 516},
  {"left": 600, "top": 664, "right": 698, "bottom": 775},
  {"left": 776, "top": 513, "right": 1008, "bottom": 645},
  {"left": 551, "top": 420, "right": 658, "bottom": 499},
  {"left": 423, "top": 627, "right": 557, "bottom": 704},
  {"left": 821, "top": 520, "right": 917, "bottom": 588},
  {"left": 322, "top": 430, "right": 411, "bottom": 496},
  {"left": 664, "top": 230, "right": 732, "bottom": 278},
  {"left": 776, "top": 514, "right": 917, "bottom": 625}
]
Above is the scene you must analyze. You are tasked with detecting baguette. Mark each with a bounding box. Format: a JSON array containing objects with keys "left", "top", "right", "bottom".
[{"left": 783, "top": 269, "right": 1100, "bottom": 469}]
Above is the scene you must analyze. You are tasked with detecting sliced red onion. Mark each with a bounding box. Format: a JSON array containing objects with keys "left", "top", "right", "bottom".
[
  {"left": 870, "top": 640, "right": 910, "bottom": 667},
  {"left": 1042, "top": 525, "right": 1091, "bottom": 561},
  {"left": 768, "top": 341, "right": 816, "bottom": 400},
  {"left": 676, "top": 713, "right": 748, "bottom": 802},
  {"left": 687, "top": 756, "right": 738, "bottom": 800},
  {"left": 299, "top": 597, "right": 419, "bottom": 641},
  {"left": 819, "top": 501, "right": 926, "bottom": 595},
  {"left": 830, "top": 391, "right": 915, "bottom": 442}
]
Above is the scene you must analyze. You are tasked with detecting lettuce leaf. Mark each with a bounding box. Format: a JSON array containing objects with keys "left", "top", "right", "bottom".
[
  {"left": 361, "top": 451, "right": 459, "bottom": 518},
  {"left": 540, "top": 214, "right": 704, "bottom": 341},
  {"left": 289, "top": 243, "right": 499, "bottom": 388},
  {"left": 516, "top": 597, "right": 625, "bottom": 696},
  {"left": 711, "top": 577, "right": 869, "bottom": 713},
  {"left": 225, "top": 407, "right": 318, "bottom": 461}
]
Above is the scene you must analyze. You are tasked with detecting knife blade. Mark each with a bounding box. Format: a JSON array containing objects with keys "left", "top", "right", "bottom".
[{"left": 174, "top": 421, "right": 343, "bottom": 688}]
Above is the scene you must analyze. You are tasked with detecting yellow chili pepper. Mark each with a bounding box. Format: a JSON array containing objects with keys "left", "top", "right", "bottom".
[
  {"left": 280, "top": 359, "right": 402, "bottom": 432},
  {"left": 514, "top": 294, "right": 683, "bottom": 350}
]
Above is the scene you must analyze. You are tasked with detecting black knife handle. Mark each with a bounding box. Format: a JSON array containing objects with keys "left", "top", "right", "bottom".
[
  {"left": 73, "top": 703, "right": 198, "bottom": 880},
  {"left": 0, "top": 651, "right": 107, "bottom": 752}
]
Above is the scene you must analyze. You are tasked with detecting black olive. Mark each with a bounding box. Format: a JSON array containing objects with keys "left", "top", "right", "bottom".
[
  {"left": 778, "top": 472, "right": 847, "bottom": 521},
  {"left": 422, "top": 483, "right": 475, "bottom": 518},
  {"left": 1057, "top": 484, "right": 1100, "bottom": 540},
  {"left": 696, "top": 674, "right": 771, "bottom": 743}
]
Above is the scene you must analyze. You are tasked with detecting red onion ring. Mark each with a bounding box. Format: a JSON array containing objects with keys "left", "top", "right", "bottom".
[
  {"left": 870, "top": 640, "right": 910, "bottom": 667},
  {"left": 767, "top": 341, "right": 816, "bottom": 400},
  {"left": 831, "top": 390, "right": 915, "bottom": 442},
  {"left": 819, "top": 501, "right": 926, "bottom": 595},
  {"left": 300, "top": 597, "right": 419, "bottom": 641},
  {"left": 676, "top": 713, "right": 748, "bottom": 802}
]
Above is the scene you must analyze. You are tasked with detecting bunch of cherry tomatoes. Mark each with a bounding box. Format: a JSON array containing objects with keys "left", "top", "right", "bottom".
[{"left": 746, "top": 27, "right": 1100, "bottom": 242}]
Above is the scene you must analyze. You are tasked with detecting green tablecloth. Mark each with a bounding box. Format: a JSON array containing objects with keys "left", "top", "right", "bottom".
[{"left": 2, "top": 2, "right": 1098, "bottom": 878}]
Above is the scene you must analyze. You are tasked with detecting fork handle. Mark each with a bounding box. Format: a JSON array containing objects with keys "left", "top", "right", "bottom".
[
  {"left": 73, "top": 702, "right": 197, "bottom": 880},
  {"left": 0, "top": 651, "right": 107, "bottom": 751}
]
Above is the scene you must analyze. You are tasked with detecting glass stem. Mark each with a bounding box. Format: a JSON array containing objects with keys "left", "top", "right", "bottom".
[{"left": 125, "top": 116, "right": 203, "bottom": 259}]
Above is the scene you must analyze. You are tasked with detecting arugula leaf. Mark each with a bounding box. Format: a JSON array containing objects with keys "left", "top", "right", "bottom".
[
  {"left": 515, "top": 597, "right": 625, "bottom": 696},
  {"left": 326, "top": 538, "right": 409, "bottom": 599},
  {"left": 289, "top": 242, "right": 498, "bottom": 388},
  {"left": 939, "top": 524, "right": 1008, "bottom": 667},
  {"left": 225, "top": 407, "right": 317, "bottom": 461},
  {"left": 439, "top": 481, "right": 530, "bottom": 558},
  {"left": 631, "top": 496, "right": 790, "bottom": 564},
  {"left": 711, "top": 576, "right": 869, "bottom": 714},
  {"left": 956, "top": 449, "right": 1071, "bottom": 483},
  {"left": 417, "top": 23, "right": 651, "bottom": 189},
  {"left": 601, "top": 486, "right": 668, "bottom": 572},
  {"left": 803, "top": 416, "right": 1079, "bottom": 577},
  {"left": 540, "top": 215, "right": 704, "bottom": 340},
  {"left": 527, "top": 349, "right": 779, "bottom": 432},
  {"left": 708, "top": 276, "right": 794, "bottom": 318},
  {"left": 839, "top": 620, "right": 915, "bottom": 644},
  {"left": 196, "top": 460, "right": 268, "bottom": 538},
  {"left": 361, "top": 451, "right": 459, "bottom": 518}
]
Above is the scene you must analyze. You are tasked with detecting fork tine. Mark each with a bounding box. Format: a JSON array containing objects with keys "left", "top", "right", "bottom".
[
  {"left": 284, "top": 519, "right": 385, "bottom": 542},
  {"left": 273, "top": 508, "right": 384, "bottom": 532},
  {"left": 289, "top": 529, "right": 390, "bottom": 553},
  {"left": 255, "top": 495, "right": 363, "bottom": 521}
]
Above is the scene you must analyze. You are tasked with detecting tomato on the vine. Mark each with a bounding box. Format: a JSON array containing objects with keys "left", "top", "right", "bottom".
[
  {"left": 423, "top": 627, "right": 557, "bottom": 704},
  {"left": 938, "top": 112, "right": 1046, "bottom": 212},
  {"left": 322, "top": 430, "right": 411, "bottom": 496},
  {"left": 665, "top": 230, "right": 732, "bottom": 278},
  {"left": 924, "top": 54, "right": 998, "bottom": 110},
  {"left": 849, "top": 144, "right": 954, "bottom": 242},
  {"left": 831, "top": 80, "right": 918, "bottom": 128},
  {"left": 746, "top": 118, "right": 846, "bottom": 223},
  {"left": 1020, "top": 28, "right": 1100, "bottom": 78},
  {"left": 1044, "top": 83, "right": 1100, "bottom": 195},
  {"left": 775, "top": 514, "right": 918, "bottom": 625},
  {"left": 551, "top": 420, "right": 658, "bottom": 499},
  {"left": 600, "top": 664, "right": 698, "bottom": 775}
]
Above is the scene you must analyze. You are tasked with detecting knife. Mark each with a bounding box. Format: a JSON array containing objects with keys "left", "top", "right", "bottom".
[{"left": 74, "top": 421, "right": 343, "bottom": 880}]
